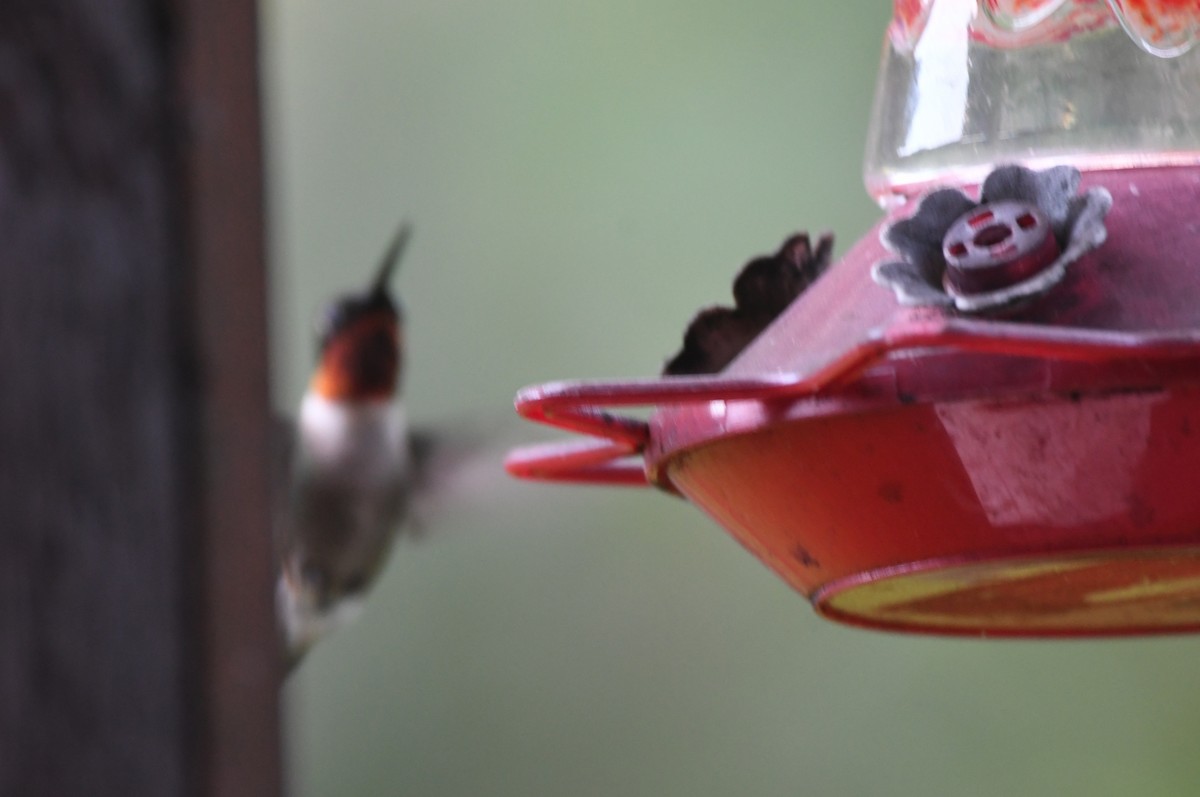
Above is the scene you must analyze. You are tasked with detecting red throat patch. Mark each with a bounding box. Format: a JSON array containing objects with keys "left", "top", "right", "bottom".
[{"left": 311, "top": 312, "right": 401, "bottom": 401}]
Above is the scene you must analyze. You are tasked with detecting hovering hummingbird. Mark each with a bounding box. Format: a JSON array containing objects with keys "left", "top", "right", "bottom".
[{"left": 274, "top": 222, "right": 424, "bottom": 668}]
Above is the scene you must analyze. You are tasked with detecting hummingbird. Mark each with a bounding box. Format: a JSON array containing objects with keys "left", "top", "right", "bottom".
[{"left": 274, "top": 222, "right": 421, "bottom": 668}]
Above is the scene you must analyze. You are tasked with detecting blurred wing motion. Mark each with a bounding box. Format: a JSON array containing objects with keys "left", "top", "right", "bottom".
[{"left": 663, "top": 231, "right": 833, "bottom": 376}]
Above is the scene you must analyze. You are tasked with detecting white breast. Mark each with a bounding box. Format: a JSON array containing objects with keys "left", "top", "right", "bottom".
[{"left": 297, "top": 390, "right": 410, "bottom": 484}]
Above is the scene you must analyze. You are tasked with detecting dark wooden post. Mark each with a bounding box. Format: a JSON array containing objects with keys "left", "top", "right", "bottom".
[{"left": 0, "top": 2, "right": 281, "bottom": 796}]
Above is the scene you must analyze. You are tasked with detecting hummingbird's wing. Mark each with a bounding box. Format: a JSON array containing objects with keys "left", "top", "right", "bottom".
[
  {"left": 405, "top": 422, "right": 510, "bottom": 538},
  {"left": 273, "top": 409, "right": 515, "bottom": 671}
]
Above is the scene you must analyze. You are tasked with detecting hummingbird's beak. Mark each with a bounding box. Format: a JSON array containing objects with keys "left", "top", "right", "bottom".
[{"left": 370, "top": 221, "right": 412, "bottom": 299}]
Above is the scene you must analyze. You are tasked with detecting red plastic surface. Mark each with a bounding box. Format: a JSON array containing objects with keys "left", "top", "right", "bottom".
[{"left": 509, "top": 166, "right": 1200, "bottom": 635}]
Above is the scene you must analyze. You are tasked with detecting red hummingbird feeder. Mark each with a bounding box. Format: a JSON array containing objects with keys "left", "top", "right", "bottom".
[{"left": 508, "top": 0, "right": 1200, "bottom": 637}]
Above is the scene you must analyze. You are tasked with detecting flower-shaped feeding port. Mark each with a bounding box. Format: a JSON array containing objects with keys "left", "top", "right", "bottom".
[{"left": 873, "top": 164, "right": 1113, "bottom": 313}]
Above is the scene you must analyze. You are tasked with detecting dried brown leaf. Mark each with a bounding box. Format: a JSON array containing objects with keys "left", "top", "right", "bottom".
[{"left": 663, "top": 232, "right": 833, "bottom": 376}]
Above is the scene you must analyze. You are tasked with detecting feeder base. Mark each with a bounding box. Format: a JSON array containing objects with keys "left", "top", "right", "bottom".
[{"left": 815, "top": 548, "right": 1200, "bottom": 637}]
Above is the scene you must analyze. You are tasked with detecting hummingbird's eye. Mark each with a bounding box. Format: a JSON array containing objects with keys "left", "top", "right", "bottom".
[{"left": 315, "top": 301, "right": 349, "bottom": 348}]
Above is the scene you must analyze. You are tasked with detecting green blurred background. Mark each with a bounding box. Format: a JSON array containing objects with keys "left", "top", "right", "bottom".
[{"left": 260, "top": 2, "right": 1200, "bottom": 794}]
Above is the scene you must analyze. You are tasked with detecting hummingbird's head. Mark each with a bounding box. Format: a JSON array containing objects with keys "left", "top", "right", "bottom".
[{"left": 311, "top": 223, "right": 411, "bottom": 402}]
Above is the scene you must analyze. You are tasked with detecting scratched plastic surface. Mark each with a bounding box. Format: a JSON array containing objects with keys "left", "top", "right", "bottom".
[{"left": 666, "top": 388, "right": 1200, "bottom": 635}]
